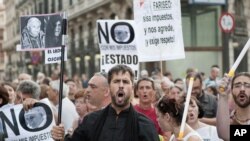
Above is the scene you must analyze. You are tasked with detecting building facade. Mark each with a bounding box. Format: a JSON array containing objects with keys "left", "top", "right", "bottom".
[
  {"left": 2, "top": 0, "right": 250, "bottom": 81},
  {"left": 0, "top": 0, "right": 5, "bottom": 80}
]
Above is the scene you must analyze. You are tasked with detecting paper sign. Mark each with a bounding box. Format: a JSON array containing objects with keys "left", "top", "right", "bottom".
[
  {"left": 134, "top": 0, "right": 185, "bottom": 62},
  {"left": 97, "top": 20, "right": 139, "bottom": 79}
]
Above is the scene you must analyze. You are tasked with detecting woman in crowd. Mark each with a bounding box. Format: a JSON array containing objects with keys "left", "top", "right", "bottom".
[
  {"left": 155, "top": 95, "right": 202, "bottom": 141},
  {"left": 168, "top": 84, "right": 184, "bottom": 102},
  {"left": 66, "top": 89, "right": 89, "bottom": 137},
  {"left": 1, "top": 82, "right": 16, "bottom": 105},
  {"left": 0, "top": 85, "right": 10, "bottom": 108},
  {"left": 187, "top": 96, "right": 222, "bottom": 141},
  {"left": 39, "top": 84, "right": 49, "bottom": 100}
]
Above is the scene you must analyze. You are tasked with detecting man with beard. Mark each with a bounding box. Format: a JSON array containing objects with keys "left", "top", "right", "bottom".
[
  {"left": 217, "top": 72, "right": 250, "bottom": 141},
  {"left": 186, "top": 72, "right": 217, "bottom": 125},
  {"left": 51, "top": 64, "right": 160, "bottom": 141}
]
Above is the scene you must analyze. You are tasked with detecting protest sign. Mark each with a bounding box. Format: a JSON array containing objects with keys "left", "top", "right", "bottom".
[
  {"left": 134, "top": 0, "right": 185, "bottom": 62},
  {"left": 97, "top": 20, "right": 139, "bottom": 79},
  {"left": 19, "top": 13, "right": 63, "bottom": 51},
  {"left": 19, "top": 13, "right": 67, "bottom": 64},
  {"left": 0, "top": 99, "right": 55, "bottom": 141},
  {"left": 45, "top": 47, "right": 67, "bottom": 64}
]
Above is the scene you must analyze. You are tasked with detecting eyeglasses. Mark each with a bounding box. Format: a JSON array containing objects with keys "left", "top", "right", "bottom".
[{"left": 233, "top": 82, "right": 250, "bottom": 89}]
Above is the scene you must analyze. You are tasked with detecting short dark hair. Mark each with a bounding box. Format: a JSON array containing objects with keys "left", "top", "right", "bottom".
[
  {"left": 190, "top": 96, "right": 204, "bottom": 118},
  {"left": 156, "top": 95, "right": 184, "bottom": 126},
  {"left": 65, "top": 78, "right": 75, "bottom": 84},
  {"left": 136, "top": 77, "right": 155, "bottom": 90},
  {"left": 186, "top": 72, "right": 203, "bottom": 84},
  {"left": 231, "top": 72, "right": 250, "bottom": 89},
  {"left": 1, "top": 82, "right": 17, "bottom": 91},
  {"left": 211, "top": 64, "right": 219, "bottom": 68},
  {"left": 174, "top": 78, "right": 183, "bottom": 84},
  {"left": 0, "top": 86, "right": 9, "bottom": 107},
  {"left": 108, "top": 64, "right": 134, "bottom": 84}
]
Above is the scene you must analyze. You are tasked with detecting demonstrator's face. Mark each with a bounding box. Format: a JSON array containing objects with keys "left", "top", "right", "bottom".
[
  {"left": 110, "top": 71, "right": 133, "bottom": 108},
  {"left": 232, "top": 76, "right": 250, "bottom": 108}
]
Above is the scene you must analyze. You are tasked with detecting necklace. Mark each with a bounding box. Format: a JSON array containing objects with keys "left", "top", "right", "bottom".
[{"left": 234, "top": 112, "right": 250, "bottom": 125}]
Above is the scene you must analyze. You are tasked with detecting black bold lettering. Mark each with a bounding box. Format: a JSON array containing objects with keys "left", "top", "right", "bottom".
[
  {"left": 121, "top": 55, "right": 126, "bottom": 64},
  {"left": 19, "top": 103, "right": 53, "bottom": 132},
  {"left": 97, "top": 22, "right": 109, "bottom": 43},
  {"left": 101, "top": 55, "right": 105, "bottom": 65},
  {"left": 110, "top": 54, "right": 115, "bottom": 64},
  {"left": 0, "top": 109, "right": 20, "bottom": 138},
  {"left": 105, "top": 54, "right": 109, "bottom": 64},
  {"left": 127, "top": 55, "right": 131, "bottom": 64},
  {"left": 133, "top": 55, "right": 138, "bottom": 64},
  {"left": 116, "top": 54, "right": 120, "bottom": 63}
]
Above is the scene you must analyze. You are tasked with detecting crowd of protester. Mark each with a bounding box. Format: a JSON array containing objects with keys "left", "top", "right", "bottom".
[{"left": 1, "top": 64, "right": 249, "bottom": 141}]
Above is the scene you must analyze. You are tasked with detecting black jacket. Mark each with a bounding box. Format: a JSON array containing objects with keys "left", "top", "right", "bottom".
[{"left": 66, "top": 104, "right": 160, "bottom": 141}]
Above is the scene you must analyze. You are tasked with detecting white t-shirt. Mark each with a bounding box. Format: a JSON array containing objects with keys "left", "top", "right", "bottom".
[
  {"left": 196, "top": 126, "right": 223, "bottom": 141},
  {"left": 57, "top": 97, "right": 79, "bottom": 132},
  {"left": 169, "top": 130, "right": 203, "bottom": 141}
]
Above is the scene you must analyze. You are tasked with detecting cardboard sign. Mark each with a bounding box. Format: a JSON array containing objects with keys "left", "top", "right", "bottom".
[
  {"left": 0, "top": 100, "right": 55, "bottom": 141},
  {"left": 134, "top": 0, "right": 185, "bottom": 62},
  {"left": 97, "top": 20, "right": 139, "bottom": 79}
]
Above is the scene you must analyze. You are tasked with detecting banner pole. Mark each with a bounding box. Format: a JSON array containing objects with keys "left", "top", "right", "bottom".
[
  {"left": 178, "top": 77, "right": 194, "bottom": 140},
  {"left": 57, "top": 11, "right": 67, "bottom": 126}
]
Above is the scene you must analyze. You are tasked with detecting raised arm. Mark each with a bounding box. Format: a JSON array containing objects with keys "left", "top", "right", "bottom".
[{"left": 216, "top": 75, "right": 231, "bottom": 141}]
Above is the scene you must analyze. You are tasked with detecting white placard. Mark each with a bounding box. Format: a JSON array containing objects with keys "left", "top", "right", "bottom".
[
  {"left": 134, "top": 0, "right": 185, "bottom": 62},
  {"left": 97, "top": 20, "right": 139, "bottom": 79},
  {"left": 1, "top": 99, "right": 55, "bottom": 141},
  {"left": 45, "top": 47, "right": 67, "bottom": 64},
  {"left": 19, "top": 13, "right": 63, "bottom": 51}
]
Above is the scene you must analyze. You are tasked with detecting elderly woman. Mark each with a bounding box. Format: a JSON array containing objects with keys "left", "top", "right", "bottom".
[
  {"left": 155, "top": 95, "right": 202, "bottom": 141},
  {"left": 66, "top": 89, "right": 89, "bottom": 137}
]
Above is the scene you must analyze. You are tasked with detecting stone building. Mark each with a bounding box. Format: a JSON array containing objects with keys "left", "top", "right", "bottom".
[
  {"left": 1, "top": 0, "right": 250, "bottom": 81},
  {"left": 0, "top": 0, "right": 5, "bottom": 80}
]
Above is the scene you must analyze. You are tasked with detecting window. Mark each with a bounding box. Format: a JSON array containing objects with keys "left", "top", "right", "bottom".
[
  {"left": 51, "top": 0, "right": 55, "bottom": 13},
  {"left": 235, "top": 0, "right": 244, "bottom": 16},
  {"left": 39, "top": 2, "right": 43, "bottom": 14},
  {"left": 58, "top": 0, "right": 63, "bottom": 10},
  {"left": 44, "top": 0, "right": 48, "bottom": 13},
  {"left": 182, "top": 5, "right": 221, "bottom": 47}
]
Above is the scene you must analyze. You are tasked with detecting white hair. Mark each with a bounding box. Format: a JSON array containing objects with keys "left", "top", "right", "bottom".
[
  {"left": 50, "top": 80, "right": 69, "bottom": 98},
  {"left": 161, "top": 77, "right": 174, "bottom": 87},
  {"left": 27, "top": 17, "right": 41, "bottom": 28}
]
